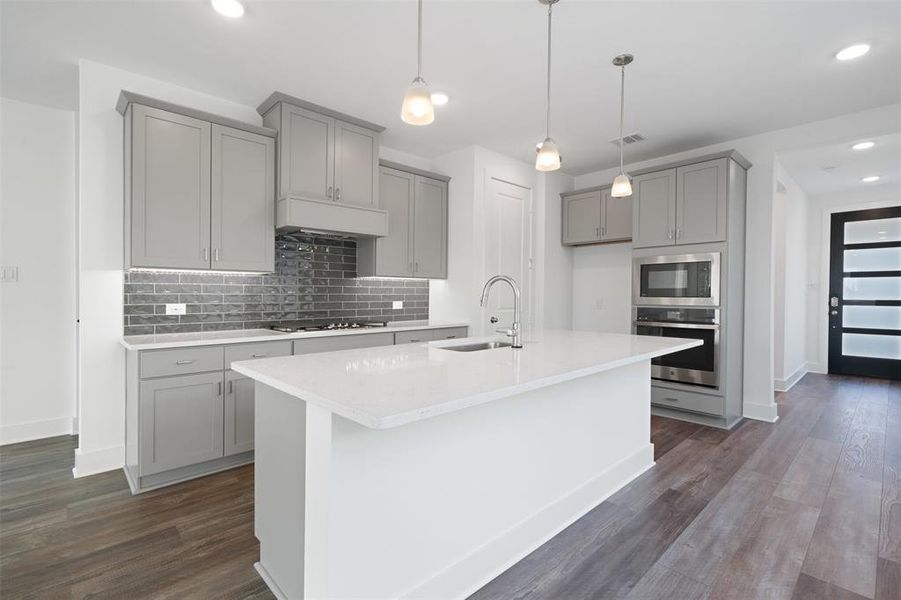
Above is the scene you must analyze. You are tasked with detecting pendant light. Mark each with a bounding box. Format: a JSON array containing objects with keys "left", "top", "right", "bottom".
[
  {"left": 401, "top": 0, "right": 434, "bottom": 125},
  {"left": 610, "top": 54, "right": 634, "bottom": 197},
  {"left": 535, "top": 0, "right": 561, "bottom": 172}
]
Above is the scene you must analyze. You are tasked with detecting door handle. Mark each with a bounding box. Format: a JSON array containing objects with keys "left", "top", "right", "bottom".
[{"left": 830, "top": 310, "right": 838, "bottom": 316}]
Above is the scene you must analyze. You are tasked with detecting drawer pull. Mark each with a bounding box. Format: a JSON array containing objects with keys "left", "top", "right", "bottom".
[
  {"left": 175, "top": 360, "right": 196, "bottom": 365},
  {"left": 251, "top": 353, "right": 268, "bottom": 358},
  {"left": 661, "top": 397, "right": 680, "bottom": 402}
]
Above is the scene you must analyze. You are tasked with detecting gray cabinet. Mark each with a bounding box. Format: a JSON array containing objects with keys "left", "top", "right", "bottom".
[
  {"left": 129, "top": 104, "right": 212, "bottom": 270},
  {"left": 395, "top": 327, "right": 468, "bottom": 344},
  {"left": 211, "top": 125, "right": 276, "bottom": 272},
  {"left": 120, "top": 93, "right": 276, "bottom": 272},
  {"left": 224, "top": 370, "right": 255, "bottom": 456},
  {"left": 279, "top": 103, "right": 335, "bottom": 203},
  {"left": 602, "top": 188, "right": 633, "bottom": 241},
  {"left": 563, "top": 191, "right": 602, "bottom": 245},
  {"left": 293, "top": 332, "right": 395, "bottom": 355},
  {"left": 357, "top": 164, "right": 449, "bottom": 279},
  {"left": 138, "top": 372, "right": 224, "bottom": 476},
  {"left": 334, "top": 120, "right": 379, "bottom": 207},
  {"left": 632, "top": 169, "right": 677, "bottom": 248},
  {"left": 675, "top": 158, "right": 728, "bottom": 245}
]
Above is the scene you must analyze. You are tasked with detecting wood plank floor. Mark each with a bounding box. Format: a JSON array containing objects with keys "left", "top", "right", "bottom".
[{"left": 1, "top": 374, "right": 898, "bottom": 599}]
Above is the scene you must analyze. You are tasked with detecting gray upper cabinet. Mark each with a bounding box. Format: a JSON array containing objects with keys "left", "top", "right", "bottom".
[
  {"left": 675, "top": 158, "right": 728, "bottom": 245},
  {"left": 358, "top": 163, "right": 449, "bottom": 279},
  {"left": 280, "top": 103, "right": 335, "bottom": 202},
  {"left": 632, "top": 169, "right": 677, "bottom": 248},
  {"left": 119, "top": 92, "right": 277, "bottom": 272},
  {"left": 334, "top": 121, "right": 379, "bottom": 207},
  {"left": 412, "top": 176, "right": 448, "bottom": 278},
  {"left": 562, "top": 191, "right": 602, "bottom": 245},
  {"left": 602, "top": 188, "right": 632, "bottom": 241},
  {"left": 129, "top": 104, "right": 212, "bottom": 270},
  {"left": 138, "top": 372, "right": 224, "bottom": 476},
  {"left": 211, "top": 125, "right": 276, "bottom": 272}
]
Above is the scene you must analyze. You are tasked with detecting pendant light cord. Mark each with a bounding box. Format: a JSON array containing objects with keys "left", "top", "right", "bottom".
[
  {"left": 545, "top": 2, "right": 553, "bottom": 137},
  {"left": 619, "top": 64, "right": 625, "bottom": 173},
  {"left": 417, "top": 0, "right": 423, "bottom": 78}
]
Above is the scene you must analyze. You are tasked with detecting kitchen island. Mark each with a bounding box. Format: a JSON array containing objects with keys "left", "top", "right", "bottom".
[{"left": 232, "top": 330, "right": 701, "bottom": 600}]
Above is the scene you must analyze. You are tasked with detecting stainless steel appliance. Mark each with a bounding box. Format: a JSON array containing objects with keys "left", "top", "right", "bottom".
[
  {"left": 270, "top": 321, "right": 388, "bottom": 333},
  {"left": 633, "top": 307, "right": 720, "bottom": 387},
  {"left": 633, "top": 252, "right": 721, "bottom": 307}
]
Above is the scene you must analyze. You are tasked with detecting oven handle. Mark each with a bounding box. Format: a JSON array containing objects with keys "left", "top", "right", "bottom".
[{"left": 633, "top": 321, "right": 720, "bottom": 329}]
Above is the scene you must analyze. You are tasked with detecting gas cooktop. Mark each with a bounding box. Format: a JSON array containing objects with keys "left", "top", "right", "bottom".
[{"left": 269, "top": 321, "right": 388, "bottom": 333}]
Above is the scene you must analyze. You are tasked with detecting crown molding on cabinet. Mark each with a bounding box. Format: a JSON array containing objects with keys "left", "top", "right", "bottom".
[
  {"left": 257, "top": 91, "right": 386, "bottom": 133},
  {"left": 378, "top": 159, "right": 451, "bottom": 183}
]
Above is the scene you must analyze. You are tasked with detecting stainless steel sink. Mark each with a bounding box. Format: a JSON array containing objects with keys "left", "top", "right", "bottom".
[{"left": 439, "top": 341, "right": 513, "bottom": 352}]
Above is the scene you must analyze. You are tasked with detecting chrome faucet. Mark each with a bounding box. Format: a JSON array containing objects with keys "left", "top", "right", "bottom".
[{"left": 479, "top": 275, "right": 523, "bottom": 348}]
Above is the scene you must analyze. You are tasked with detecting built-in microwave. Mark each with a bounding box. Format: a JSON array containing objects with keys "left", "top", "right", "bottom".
[{"left": 633, "top": 252, "right": 721, "bottom": 307}]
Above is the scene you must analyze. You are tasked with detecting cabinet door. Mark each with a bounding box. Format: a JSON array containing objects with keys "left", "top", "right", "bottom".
[
  {"left": 224, "top": 370, "right": 254, "bottom": 456},
  {"left": 412, "top": 176, "right": 448, "bottom": 278},
  {"left": 562, "top": 191, "right": 602, "bottom": 245},
  {"left": 211, "top": 125, "right": 275, "bottom": 272},
  {"left": 632, "top": 169, "right": 676, "bottom": 248},
  {"left": 601, "top": 188, "right": 632, "bottom": 241},
  {"left": 139, "top": 372, "right": 224, "bottom": 476},
  {"left": 281, "top": 104, "right": 335, "bottom": 202},
  {"left": 375, "top": 167, "right": 414, "bottom": 277},
  {"left": 676, "top": 158, "right": 728, "bottom": 245},
  {"left": 131, "top": 105, "right": 211, "bottom": 269},
  {"left": 334, "top": 120, "right": 379, "bottom": 206}
]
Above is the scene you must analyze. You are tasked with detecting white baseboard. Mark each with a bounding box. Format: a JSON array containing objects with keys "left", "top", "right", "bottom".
[
  {"left": 401, "top": 444, "right": 655, "bottom": 600},
  {"left": 0, "top": 417, "right": 73, "bottom": 445},
  {"left": 73, "top": 445, "right": 124, "bottom": 478},
  {"left": 743, "top": 402, "right": 779, "bottom": 423},
  {"left": 71, "top": 416, "right": 79, "bottom": 434},
  {"left": 774, "top": 364, "right": 808, "bottom": 392}
]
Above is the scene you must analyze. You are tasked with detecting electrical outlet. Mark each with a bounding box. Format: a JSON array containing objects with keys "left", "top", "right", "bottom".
[
  {"left": 165, "top": 303, "right": 187, "bottom": 316},
  {"left": 0, "top": 266, "right": 18, "bottom": 282},
  {"left": 595, "top": 298, "right": 604, "bottom": 310},
  {"left": 392, "top": 300, "right": 403, "bottom": 310}
]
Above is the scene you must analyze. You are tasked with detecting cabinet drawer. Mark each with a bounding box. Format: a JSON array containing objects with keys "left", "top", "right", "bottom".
[
  {"left": 394, "top": 330, "right": 433, "bottom": 344},
  {"left": 651, "top": 386, "right": 724, "bottom": 416},
  {"left": 430, "top": 327, "right": 468, "bottom": 341},
  {"left": 140, "top": 346, "right": 224, "bottom": 379},
  {"left": 225, "top": 340, "right": 292, "bottom": 367},
  {"left": 293, "top": 332, "right": 395, "bottom": 355}
]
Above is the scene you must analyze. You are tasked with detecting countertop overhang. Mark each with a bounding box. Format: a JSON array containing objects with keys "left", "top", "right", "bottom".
[{"left": 231, "top": 330, "right": 702, "bottom": 430}]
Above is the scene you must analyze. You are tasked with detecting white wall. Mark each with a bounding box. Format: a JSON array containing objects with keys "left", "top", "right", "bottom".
[
  {"left": 0, "top": 98, "right": 78, "bottom": 444},
  {"left": 804, "top": 182, "right": 901, "bottom": 373},
  {"left": 534, "top": 171, "right": 574, "bottom": 332},
  {"left": 572, "top": 243, "right": 633, "bottom": 334},
  {"left": 75, "top": 60, "right": 262, "bottom": 476},
  {"left": 772, "top": 161, "right": 809, "bottom": 391},
  {"left": 571, "top": 103, "right": 900, "bottom": 422}
]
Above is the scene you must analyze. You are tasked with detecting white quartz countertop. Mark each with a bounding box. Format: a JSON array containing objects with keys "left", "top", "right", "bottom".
[
  {"left": 120, "top": 321, "right": 469, "bottom": 350},
  {"left": 231, "top": 330, "right": 702, "bottom": 430}
]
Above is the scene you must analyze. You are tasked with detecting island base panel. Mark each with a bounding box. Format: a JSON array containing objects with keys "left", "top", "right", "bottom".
[{"left": 254, "top": 360, "right": 654, "bottom": 599}]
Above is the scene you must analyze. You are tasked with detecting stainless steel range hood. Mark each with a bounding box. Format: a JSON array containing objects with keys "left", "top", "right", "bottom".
[{"left": 276, "top": 196, "right": 389, "bottom": 238}]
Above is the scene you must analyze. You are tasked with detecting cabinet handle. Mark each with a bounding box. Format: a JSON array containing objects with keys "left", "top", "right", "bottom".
[
  {"left": 602, "top": 226, "right": 606, "bottom": 235},
  {"left": 175, "top": 359, "right": 195, "bottom": 365},
  {"left": 228, "top": 380, "right": 233, "bottom": 395},
  {"left": 335, "top": 187, "right": 341, "bottom": 201},
  {"left": 217, "top": 381, "right": 222, "bottom": 396},
  {"left": 662, "top": 397, "right": 680, "bottom": 403},
  {"left": 676, "top": 228, "right": 682, "bottom": 239},
  {"left": 214, "top": 248, "right": 220, "bottom": 261},
  {"left": 667, "top": 230, "right": 673, "bottom": 240},
  {"left": 251, "top": 353, "right": 268, "bottom": 358},
  {"left": 203, "top": 247, "right": 209, "bottom": 261},
  {"left": 595, "top": 227, "right": 600, "bottom": 237},
  {"left": 327, "top": 186, "right": 333, "bottom": 200},
  {"left": 415, "top": 261, "right": 419, "bottom": 272}
]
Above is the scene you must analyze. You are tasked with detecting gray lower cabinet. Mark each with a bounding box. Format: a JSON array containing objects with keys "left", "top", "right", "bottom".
[
  {"left": 138, "top": 372, "right": 224, "bottom": 476},
  {"left": 561, "top": 187, "right": 632, "bottom": 246},
  {"left": 224, "top": 370, "right": 255, "bottom": 456},
  {"left": 119, "top": 92, "right": 277, "bottom": 272},
  {"left": 293, "top": 331, "right": 396, "bottom": 355},
  {"left": 357, "top": 164, "right": 449, "bottom": 278},
  {"left": 395, "top": 327, "right": 468, "bottom": 344}
]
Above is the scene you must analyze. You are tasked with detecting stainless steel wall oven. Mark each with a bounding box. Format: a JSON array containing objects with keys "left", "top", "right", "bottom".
[{"left": 633, "top": 307, "right": 720, "bottom": 387}]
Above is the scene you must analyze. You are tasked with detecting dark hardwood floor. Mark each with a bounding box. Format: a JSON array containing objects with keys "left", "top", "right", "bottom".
[{"left": 1, "top": 374, "right": 898, "bottom": 599}]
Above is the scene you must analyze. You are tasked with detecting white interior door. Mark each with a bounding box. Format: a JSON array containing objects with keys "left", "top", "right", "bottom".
[{"left": 484, "top": 177, "right": 532, "bottom": 335}]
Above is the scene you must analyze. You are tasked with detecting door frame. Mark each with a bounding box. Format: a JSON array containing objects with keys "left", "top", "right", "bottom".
[{"left": 827, "top": 205, "right": 901, "bottom": 379}]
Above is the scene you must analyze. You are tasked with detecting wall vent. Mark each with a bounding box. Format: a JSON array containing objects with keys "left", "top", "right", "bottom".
[{"left": 609, "top": 132, "right": 645, "bottom": 145}]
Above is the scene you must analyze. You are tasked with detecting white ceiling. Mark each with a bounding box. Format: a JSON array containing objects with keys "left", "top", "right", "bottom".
[
  {"left": 779, "top": 132, "right": 901, "bottom": 196},
  {"left": 2, "top": 1, "right": 900, "bottom": 175}
]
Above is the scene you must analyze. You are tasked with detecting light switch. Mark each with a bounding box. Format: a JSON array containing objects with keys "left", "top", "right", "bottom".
[
  {"left": 392, "top": 301, "right": 403, "bottom": 310},
  {"left": 0, "top": 266, "right": 18, "bottom": 282},
  {"left": 165, "top": 303, "right": 187, "bottom": 315}
]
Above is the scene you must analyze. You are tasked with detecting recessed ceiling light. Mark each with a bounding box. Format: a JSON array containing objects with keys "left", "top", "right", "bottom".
[
  {"left": 430, "top": 92, "right": 449, "bottom": 106},
  {"left": 836, "top": 43, "right": 870, "bottom": 61},
  {"left": 861, "top": 175, "right": 880, "bottom": 183},
  {"left": 852, "top": 141, "right": 875, "bottom": 151},
  {"left": 211, "top": 0, "right": 244, "bottom": 18}
]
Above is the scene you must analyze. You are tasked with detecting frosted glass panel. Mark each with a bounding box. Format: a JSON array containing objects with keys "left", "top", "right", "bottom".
[
  {"left": 844, "top": 217, "right": 901, "bottom": 244},
  {"left": 843, "top": 277, "right": 901, "bottom": 300},
  {"left": 843, "top": 305, "right": 901, "bottom": 330},
  {"left": 842, "top": 333, "right": 901, "bottom": 359},
  {"left": 844, "top": 247, "right": 901, "bottom": 272}
]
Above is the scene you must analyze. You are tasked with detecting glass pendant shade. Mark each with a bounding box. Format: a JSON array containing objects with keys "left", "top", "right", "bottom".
[
  {"left": 401, "top": 77, "right": 435, "bottom": 125},
  {"left": 535, "top": 137, "right": 561, "bottom": 172},
  {"left": 611, "top": 172, "right": 633, "bottom": 197}
]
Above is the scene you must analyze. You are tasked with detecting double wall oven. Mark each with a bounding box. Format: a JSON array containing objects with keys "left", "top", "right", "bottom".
[{"left": 633, "top": 253, "right": 721, "bottom": 388}]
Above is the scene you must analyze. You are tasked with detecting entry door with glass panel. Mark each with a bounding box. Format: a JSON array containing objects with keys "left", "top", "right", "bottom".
[{"left": 829, "top": 206, "right": 901, "bottom": 379}]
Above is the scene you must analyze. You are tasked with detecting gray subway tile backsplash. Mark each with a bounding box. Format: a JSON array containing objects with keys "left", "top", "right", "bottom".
[{"left": 123, "top": 233, "right": 430, "bottom": 336}]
